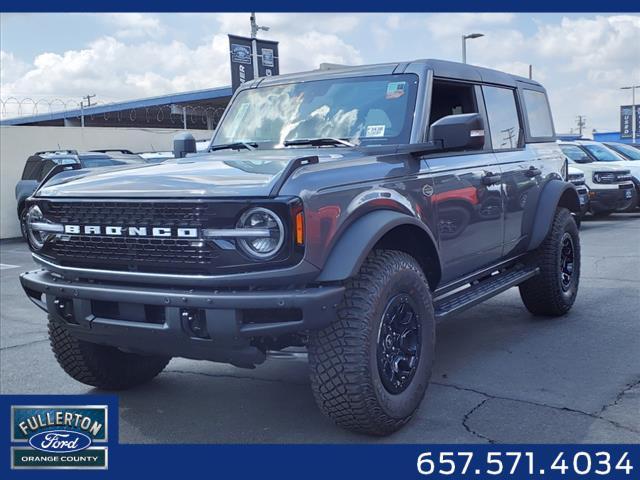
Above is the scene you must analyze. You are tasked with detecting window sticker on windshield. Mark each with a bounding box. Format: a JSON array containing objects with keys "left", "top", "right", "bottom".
[
  {"left": 366, "top": 125, "right": 386, "bottom": 137},
  {"left": 386, "top": 82, "right": 406, "bottom": 99}
]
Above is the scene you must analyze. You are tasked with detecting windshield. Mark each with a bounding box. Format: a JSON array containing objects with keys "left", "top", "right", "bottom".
[
  {"left": 608, "top": 143, "right": 640, "bottom": 160},
  {"left": 560, "top": 145, "right": 592, "bottom": 163},
  {"left": 213, "top": 74, "right": 419, "bottom": 148},
  {"left": 582, "top": 144, "right": 622, "bottom": 162}
]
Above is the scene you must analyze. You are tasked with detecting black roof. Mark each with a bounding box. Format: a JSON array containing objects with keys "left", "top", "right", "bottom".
[{"left": 251, "top": 58, "right": 543, "bottom": 90}]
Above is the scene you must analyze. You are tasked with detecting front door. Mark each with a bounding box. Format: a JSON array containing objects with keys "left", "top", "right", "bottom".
[{"left": 426, "top": 153, "right": 504, "bottom": 284}]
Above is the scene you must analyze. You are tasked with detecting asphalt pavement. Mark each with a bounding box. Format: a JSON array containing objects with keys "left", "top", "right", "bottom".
[{"left": 1, "top": 214, "right": 639, "bottom": 443}]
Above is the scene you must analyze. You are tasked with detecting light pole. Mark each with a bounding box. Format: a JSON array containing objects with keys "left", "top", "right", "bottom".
[
  {"left": 462, "top": 33, "right": 484, "bottom": 64},
  {"left": 621, "top": 85, "right": 640, "bottom": 142}
]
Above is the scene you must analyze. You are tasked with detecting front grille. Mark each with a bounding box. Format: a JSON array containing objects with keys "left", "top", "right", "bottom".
[
  {"left": 37, "top": 199, "right": 300, "bottom": 275},
  {"left": 50, "top": 236, "right": 219, "bottom": 271}
]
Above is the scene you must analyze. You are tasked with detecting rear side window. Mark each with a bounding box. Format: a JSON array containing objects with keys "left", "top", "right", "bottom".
[
  {"left": 22, "top": 158, "right": 42, "bottom": 180},
  {"left": 522, "top": 89, "right": 554, "bottom": 138},
  {"left": 482, "top": 86, "right": 521, "bottom": 150}
]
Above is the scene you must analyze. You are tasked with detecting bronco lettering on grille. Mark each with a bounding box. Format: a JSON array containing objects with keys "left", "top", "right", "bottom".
[{"left": 63, "top": 225, "right": 198, "bottom": 238}]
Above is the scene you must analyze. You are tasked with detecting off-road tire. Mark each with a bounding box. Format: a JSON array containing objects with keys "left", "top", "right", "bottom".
[
  {"left": 308, "top": 249, "right": 435, "bottom": 436},
  {"left": 49, "top": 321, "right": 170, "bottom": 390},
  {"left": 519, "top": 207, "right": 580, "bottom": 316}
]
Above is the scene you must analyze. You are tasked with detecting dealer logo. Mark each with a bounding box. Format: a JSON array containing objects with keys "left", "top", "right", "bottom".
[{"left": 11, "top": 405, "right": 108, "bottom": 470}]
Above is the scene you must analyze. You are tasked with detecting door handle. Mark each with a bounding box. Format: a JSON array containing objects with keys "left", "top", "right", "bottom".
[
  {"left": 525, "top": 167, "right": 542, "bottom": 178},
  {"left": 482, "top": 172, "right": 502, "bottom": 185}
]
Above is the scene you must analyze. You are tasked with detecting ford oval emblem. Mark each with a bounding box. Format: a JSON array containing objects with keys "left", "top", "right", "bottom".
[{"left": 28, "top": 429, "right": 92, "bottom": 453}]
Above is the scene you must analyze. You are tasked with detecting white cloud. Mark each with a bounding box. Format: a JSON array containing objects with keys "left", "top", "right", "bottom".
[
  {"left": 426, "top": 13, "right": 515, "bottom": 38},
  {"left": 103, "top": 13, "right": 165, "bottom": 39}
]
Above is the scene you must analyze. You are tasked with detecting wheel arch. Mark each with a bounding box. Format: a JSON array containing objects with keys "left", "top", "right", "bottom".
[
  {"left": 315, "top": 210, "right": 442, "bottom": 289},
  {"left": 527, "top": 180, "right": 580, "bottom": 251}
]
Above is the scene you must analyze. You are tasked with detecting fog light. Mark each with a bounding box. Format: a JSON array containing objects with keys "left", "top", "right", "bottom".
[{"left": 181, "top": 308, "right": 209, "bottom": 339}]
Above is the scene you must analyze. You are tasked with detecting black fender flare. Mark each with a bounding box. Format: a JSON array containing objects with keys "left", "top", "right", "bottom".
[
  {"left": 527, "top": 180, "right": 581, "bottom": 251},
  {"left": 315, "top": 209, "right": 441, "bottom": 284}
]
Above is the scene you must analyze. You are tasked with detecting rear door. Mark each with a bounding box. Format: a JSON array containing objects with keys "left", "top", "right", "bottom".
[{"left": 482, "top": 85, "right": 545, "bottom": 258}]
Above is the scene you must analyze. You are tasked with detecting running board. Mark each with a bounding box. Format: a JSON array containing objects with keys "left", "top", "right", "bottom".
[{"left": 434, "top": 266, "right": 539, "bottom": 320}]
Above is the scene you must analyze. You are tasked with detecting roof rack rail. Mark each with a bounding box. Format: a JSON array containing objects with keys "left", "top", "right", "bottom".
[
  {"left": 35, "top": 149, "right": 78, "bottom": 156},
  {"left": 90, "top": 149, "right": 134, "bottom": 154}
]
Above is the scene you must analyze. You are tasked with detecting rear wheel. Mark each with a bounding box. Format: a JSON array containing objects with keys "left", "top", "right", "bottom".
[
  {"left": 308, "top": 250, "right": 435, "bottom": 435},
  {"left": 49, "top": 321, "right": 170, "bottom": 390},
  {"left": 519, "top": 207, "right": 580, "bottom": 316}
]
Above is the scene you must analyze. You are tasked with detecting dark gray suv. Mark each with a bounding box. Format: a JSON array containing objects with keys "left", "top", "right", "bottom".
[{"left": 20, "top": 59, "right": 581, "bottom": 435}]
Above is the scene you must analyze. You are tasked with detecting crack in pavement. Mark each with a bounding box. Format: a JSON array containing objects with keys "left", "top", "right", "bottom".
[
  {"left": 432, "top": 381, "right": 640, "bottom": 436},
  {"left": 461, "top": 398, "right": 495, "bottom": 444},
  {"left": 597, "top": 378, "right": 640, "bottom": 416},
  {"left": 0, "top": 338, "right": 49, "bottom": 351},
  {"left": 164, "top": 368, "right": 309, "bottom": 387}
]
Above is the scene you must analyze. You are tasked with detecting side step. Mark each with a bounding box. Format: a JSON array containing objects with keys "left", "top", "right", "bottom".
[{"left": 434, "top": 266, "right": 539, "bottom": 321}]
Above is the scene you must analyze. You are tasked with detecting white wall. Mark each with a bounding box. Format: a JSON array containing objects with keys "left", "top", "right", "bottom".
[{"left": 1, "top": 126, "right": 212, "bottom": 239}]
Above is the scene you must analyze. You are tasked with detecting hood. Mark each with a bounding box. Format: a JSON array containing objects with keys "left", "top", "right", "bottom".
[
  {"left": 569, "top": 162, "right": 631, "bottom": 175},
  {"left": 36, "top": 149, "right": 357, "bottom": 198}
]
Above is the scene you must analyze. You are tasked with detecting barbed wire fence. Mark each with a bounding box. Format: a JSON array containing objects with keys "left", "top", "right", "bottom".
[{"left": 1, "top": 97, "right": 226, "bottom": 128}]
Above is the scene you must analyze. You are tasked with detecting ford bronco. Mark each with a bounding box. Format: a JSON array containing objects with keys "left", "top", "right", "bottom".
[{"left": 20, "top": 59, "right": 581, "bottom": 435}]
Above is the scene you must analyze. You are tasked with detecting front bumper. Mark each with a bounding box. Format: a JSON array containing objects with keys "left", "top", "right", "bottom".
[
  {"left": 589, "top": 185, "right": 637, "bottom": 213},
  {"left": 20, "top": 268, "right": 344, "bottom": 367}
]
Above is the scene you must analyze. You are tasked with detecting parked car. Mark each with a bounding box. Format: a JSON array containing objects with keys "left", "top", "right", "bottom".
[
  {"left": 21, "top": 59, "right": 583, "bottom": 436},
  {"left": 559, "top": 142, "right": 636, "bottom": 216},
  {"left": 567, "top": 165, "right": 590, "bottom": 219},
  {"left": 15, "top": 150, "right": 146, "bottom": 239}
]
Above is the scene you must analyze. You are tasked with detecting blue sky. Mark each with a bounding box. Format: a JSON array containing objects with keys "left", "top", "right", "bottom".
[{"left": 1, "top": 13, "right": 639, "bottom": 133}]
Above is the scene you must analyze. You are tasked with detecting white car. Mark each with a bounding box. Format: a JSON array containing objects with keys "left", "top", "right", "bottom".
[
  {"left": 559, "top": 141, "right": 637, "bottom": 215},
  {"left": 567, "top": 165, "right": 590, "bottom": 217}
]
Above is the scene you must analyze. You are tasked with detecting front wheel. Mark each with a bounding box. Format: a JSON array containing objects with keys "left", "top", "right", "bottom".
[
  {"left": 308, "top": 250, "right": 435, "bottom": 435},
  {"left": 519, "top": 207, "right": 580, "bottom": 316}
]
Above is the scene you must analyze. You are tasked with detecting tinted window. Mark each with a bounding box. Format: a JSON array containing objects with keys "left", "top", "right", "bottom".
[
  {"left": 582, "top": 144, "right": 623, "bottom": 162},
  {"left": 522, "top": 89, "right": 554, "bottom": 138},
  {"left": 22, "top": 158, "right": 42, "bottom": 180},
  {"left": 606, "top": 143, "right": 640, "bottom": 160},
  {"left": 482, "top": 86, "right": 521, "bottom": 150},
  {"left": 560, "top": 145, "right": 592, "bottom": 163}
]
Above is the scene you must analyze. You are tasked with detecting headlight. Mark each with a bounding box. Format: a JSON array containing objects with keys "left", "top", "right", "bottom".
[
  {"left": 25, "top": 205, "right": 63, "bottom": 251},
  {"left": 236, "top": 207, "right": 285, "bottom": 259},
  {"left": 26, "top": 205, "right": 47, "bottom": 250}
]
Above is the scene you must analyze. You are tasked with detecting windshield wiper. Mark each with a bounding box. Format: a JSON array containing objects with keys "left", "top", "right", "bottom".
[
  {"left": 209, "top": 142, "right": 258, "bottom": 152},
  {"left": 283, "top": 137, "right": 356, "bottom": 148}
]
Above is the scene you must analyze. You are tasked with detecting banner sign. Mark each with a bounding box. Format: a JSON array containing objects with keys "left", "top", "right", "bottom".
[
  {"left": 229, "top": 35, "right": 255, "bottom": 92},
  {"left": 620, "top": 105, "right": 639, "bottom": 139},
  {"left": 229, "top": 35, "right": 280, "bottom": 92},
  {"left": 256, "top": 39, "right": 280, "bottom": 78}
]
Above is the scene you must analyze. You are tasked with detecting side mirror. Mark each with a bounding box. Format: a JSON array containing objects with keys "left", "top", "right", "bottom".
[
  {"left": 173, "top": 132, "right": 197, "bottom": 158},
  {"left": 429, "top": 113, "right": 485, "bottom": 151}
]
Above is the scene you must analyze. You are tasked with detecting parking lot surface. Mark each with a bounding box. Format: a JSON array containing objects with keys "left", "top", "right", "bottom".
[{"left": 1, "top": 214, "right": 639, "bottom": 443}]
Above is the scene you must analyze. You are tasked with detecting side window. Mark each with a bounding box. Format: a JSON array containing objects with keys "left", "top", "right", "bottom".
[
  {"left": 21, "top": 158, "right": 42, "bottom": 180},
  {"left": 482, "top": 86, "right": 521, "bottom": 150},
  {"left": 522, "top": 89, "right": 554, "bottom": 138},
  {"left": 429, "top": 80, "right": 483, "bottom": 150},
  {"left": 429, "top": 80, "right": 478, "bottom": 124}
]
